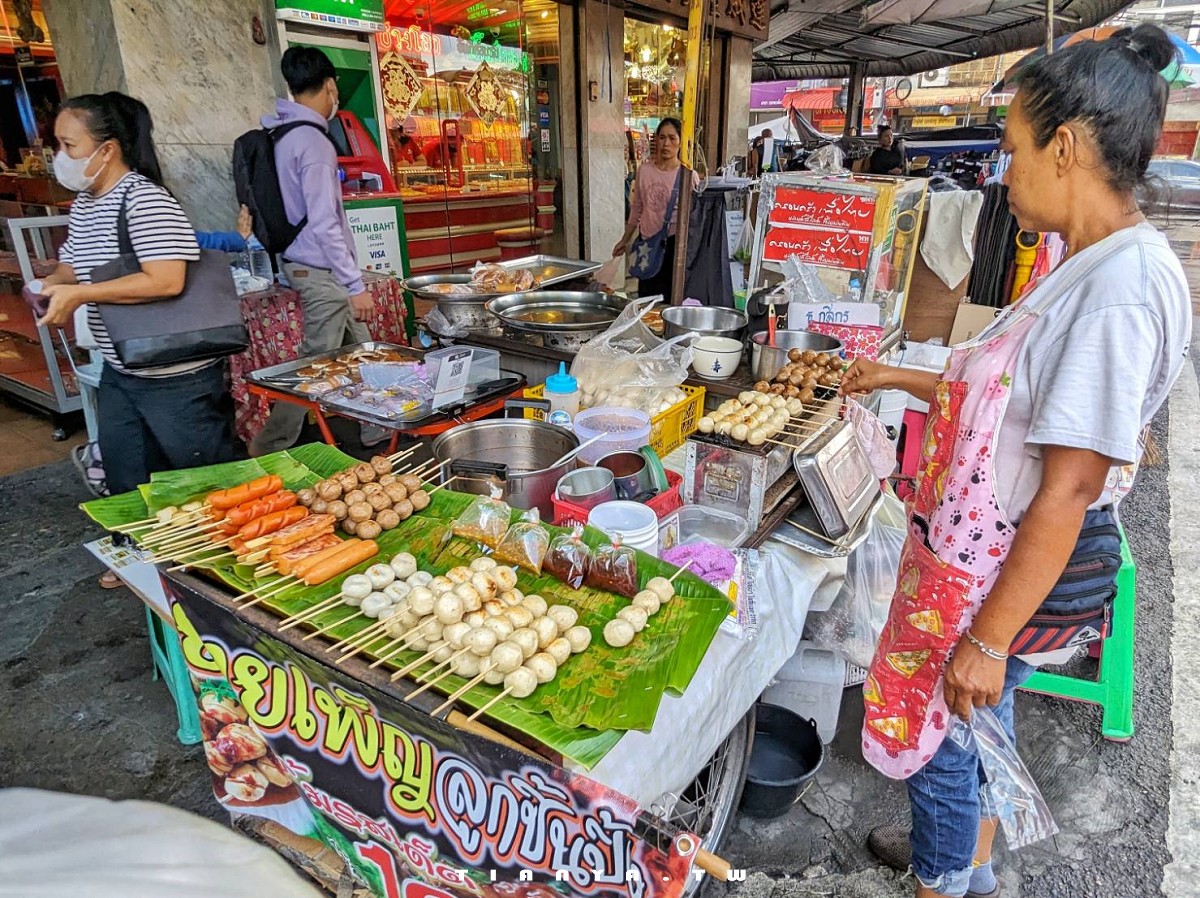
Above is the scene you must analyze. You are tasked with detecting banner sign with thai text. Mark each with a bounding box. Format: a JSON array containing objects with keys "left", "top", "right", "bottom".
[
  {"left": 766, "top": 187, "right": 876, "bottom": 233},
  {"left": 166, "top": 576, "right": 699, "bottom": 898}
]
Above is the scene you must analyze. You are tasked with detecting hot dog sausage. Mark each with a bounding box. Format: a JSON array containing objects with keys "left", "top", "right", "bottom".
[
  {"left": 291, "top": 539, "right": 361, "bottom": 582},
  {"left": 208, "top": 475, "right": 283, "bottom": 510},
  {"left": 237, "top": 505, "right": 308, "bottom": 541},
  {"left": 226, "top": 491, "right": 297, "bottom": 529},
  {"left": 300, "top": 539, "right": 380, "bottom": 586}
]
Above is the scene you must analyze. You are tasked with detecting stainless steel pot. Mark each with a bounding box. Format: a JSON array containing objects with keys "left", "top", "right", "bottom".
[
  {"left": 661, "top": 305, "right": 747, "bottom": 340},
  {"left": 431, "top": 415, "right": 579, "bottom": 518},
  {"left": 750, "top": 330, "right": 844, "bottom": 382},
  {"left": 485, "top": 291, "right": 625, "bottom": 350},
  {"left": 400, "top": 274, "right": 503, "bottom": 334}
]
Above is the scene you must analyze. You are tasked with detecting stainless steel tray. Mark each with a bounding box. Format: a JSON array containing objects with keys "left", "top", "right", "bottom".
[
  {"left": 792, "top": 419, "right": 879, "bottom": 538},
  {"left": 399, "top": 274, "right": 504, "bottom": 304},
  {"left": 770, "top": 490, "right": 883, "bottom": 558},
  {"left": 246, "top": 342, "right": 421, "bottom": 394},
  {"left": 318, "top": 370, "right": 525, "bottom": 430},
  {"left": 498, "top": 255, "right": 602, "bottom": 287},
  {"left": 485, "top": 291, "right": 627, "bottom": 333}
]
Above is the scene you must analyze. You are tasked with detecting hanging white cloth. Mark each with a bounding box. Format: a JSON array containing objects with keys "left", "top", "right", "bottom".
[{"left": 921, "top": 189, "right": 985, "bottom": 289}]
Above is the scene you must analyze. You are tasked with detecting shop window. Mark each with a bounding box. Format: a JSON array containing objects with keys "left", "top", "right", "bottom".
[{"left": 623, "top": 18, "right": 686, "bottom": 168}]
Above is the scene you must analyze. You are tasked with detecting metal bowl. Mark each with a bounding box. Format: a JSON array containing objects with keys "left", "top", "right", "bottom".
[
  {"left": 486, "top": 291, "right": 627, "bottom": 350},
  {"left": 750, "top": 330, "right": 844, "bottom": 382},
  {"left": 400, "top": 273, "right": 504, "bottom": 303},
  {"left": 661, "top": 305, "right": 748, "bottom": 340}
]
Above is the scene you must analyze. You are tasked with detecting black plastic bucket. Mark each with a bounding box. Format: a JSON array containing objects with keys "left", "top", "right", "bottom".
[{"left": 739, "top": 702, "right": 825, "bottom": 819}]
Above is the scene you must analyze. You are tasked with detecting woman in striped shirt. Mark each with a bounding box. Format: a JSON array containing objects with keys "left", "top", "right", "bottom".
[{"left": 37, "top": 92, "right": 235, "bottom": 504}]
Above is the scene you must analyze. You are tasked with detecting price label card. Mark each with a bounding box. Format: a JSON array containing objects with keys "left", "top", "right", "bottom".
[{"left": 432, "top": 349, "right": 472, "bottom": 409}]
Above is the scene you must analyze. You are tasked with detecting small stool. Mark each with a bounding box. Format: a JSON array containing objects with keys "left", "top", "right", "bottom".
[
  {"left": 1020, "top": 528, "right": 1137, "bottom": 741},
  {"left": 145, "top": 606, "right": 203, "bottom": 745},
  {"left": 495, "top": 226, "right": 546, "bottom": 261}
]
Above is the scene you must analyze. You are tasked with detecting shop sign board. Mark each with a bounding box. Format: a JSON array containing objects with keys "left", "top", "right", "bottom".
[
  {"left": 276, "top": 0, "right": 384, "bottom": 33},
  {"left": 909, "top": 115, "right": 957, "bottom": 129},
  {"left": 347, "top": 203, "right": 404, "bottom": 277},
  {"left": 761, "top": 225, "right": 871, "bottom": 270},
  {"left": 767, "top": 186, "right": 875, "bottom": 233},
  {"left": 167, "top": 578, "right": 702, "bottom": 898},
  {"left": 540, "top": 129, "right": 551, "bottom": 152},
  {"left": 626, "top": 0, "right": 767, "bottom": 41}
]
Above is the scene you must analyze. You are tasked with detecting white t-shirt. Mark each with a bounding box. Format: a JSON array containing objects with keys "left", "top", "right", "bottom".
[
  {"left": 58, "top": 171, "right": 203, "bottom": 378},
  {"left": 985, "top": 222, "right": 1191, "bottom": 524}
]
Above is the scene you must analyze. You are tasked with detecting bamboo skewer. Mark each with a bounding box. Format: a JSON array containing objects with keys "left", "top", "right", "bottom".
[
  {"left": 425, "top": 477, "right": 458, "bottom": 497},
  {"left": 371, "top": 622, "right": 450, "bottom": 670},
  {"left": 328, "top": 618, "right": 391, "bottom": 654},
  {"left": 234, "top": 577, "right": 299, "bottom": 605},
  {"left": 387, "top": 445, "right": 421, "bottom": 465},
  {"left": 404, "top": 651, "right": 472, "bottom": 699},
  {"left": 430, "top": 665, "right": 493, "bottom": 716},
  {"left": 232, "top": 576, "right": 292, "bottom": 602},
  {"left": 278, "top": 595, "right": 344, "bottom": 630},
  {"left": 167, "top": 550, "right": 237, "bottom": 572},
  {"left": 301, "top": 607, "right": 362, "bottom": 640},
  {"left": 374, "top": 644, "right": 438, "bottom": 673},
  {"left": 338, "top": 624, "right": 396, "bottom": 663},
  {"left": 150, "top": 538, "right": 234, "bottom": 563},
  {"left": 467, "top": 687, "right": 513, "bottom": 723},
  {"left": 667, "top": 558, "right": 694, "bottom": 582}
]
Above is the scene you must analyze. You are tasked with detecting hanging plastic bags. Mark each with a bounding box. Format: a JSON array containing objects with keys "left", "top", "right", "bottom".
[
  {"left": 840, "top": 496, "right": 906, "bottom": 667},
  {"left": 844, "top": 399, "right": 897, "bottom": 479},
  {"left": 949, "top": 707, "right": 1060, "bottom": 850}
]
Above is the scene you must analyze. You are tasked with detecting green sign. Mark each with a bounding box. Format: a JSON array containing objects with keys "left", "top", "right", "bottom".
[{"left": 276, "top": 0, "right": 383, "bottom": 33}]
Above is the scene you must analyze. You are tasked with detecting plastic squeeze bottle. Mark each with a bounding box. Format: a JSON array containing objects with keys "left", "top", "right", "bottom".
[{"left": 544, "top": 362, "right": 580, "bottom": 427}]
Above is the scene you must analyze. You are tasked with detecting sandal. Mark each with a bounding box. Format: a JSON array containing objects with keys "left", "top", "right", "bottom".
[{"left": 99, "top": 570, "right": 122, "bottom": 589}]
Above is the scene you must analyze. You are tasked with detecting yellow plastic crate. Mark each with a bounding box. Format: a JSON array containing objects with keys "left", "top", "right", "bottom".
[{"left": 523, "top": 383, "right": 705, "bottom": 457}]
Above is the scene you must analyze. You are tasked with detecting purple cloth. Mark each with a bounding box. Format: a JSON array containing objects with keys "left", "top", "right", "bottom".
[{"left": 262, "top": 99, "right": 365, "bottom": 296}]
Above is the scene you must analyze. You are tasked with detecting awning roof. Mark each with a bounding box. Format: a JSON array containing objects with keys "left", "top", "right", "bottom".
[
  {"left": 754, "top": 0, "right": 1138, "bottom": 81},
  {"left": 783, "top": 85, "right": 882, "bottom": 109}
]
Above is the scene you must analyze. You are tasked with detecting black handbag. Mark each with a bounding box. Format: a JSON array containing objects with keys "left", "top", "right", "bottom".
[
  {"left": 90, "top": 190, "right": 248, "bottom": 369},
  {"left": 628, "top": 168, "right": 683, "bottom": 280}
]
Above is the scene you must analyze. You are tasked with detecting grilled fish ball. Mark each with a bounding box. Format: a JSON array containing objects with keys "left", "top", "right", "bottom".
[
  {"left": 464, "top": 627, "right": 498, "bottom": 656},
  {"left": 342, "top": 574, "right": 373, "bottom": 603},
  {"left": 470, "top": 571, "right": 499, "bottom": 600},
  {"left": 399, "top": 474, "right": 423, "bottom": 493},
  {"left": 509, "top": 627, "right": 539, "bottom": 660},
  {"left": 647, "top": 576, "right": 676, "bottom": 602},
  {"left": 379, "top": 473, "right": 397, "bottom": 486},
  {"left": 788, "top": 348, "right": 803, "bottom": 362},
  {"left": 730, "top": 423, "right": 750, "bottom": 442},
  {"left": 433, "top": 593, "right": 465, "bottom": 625},
  {"left": 383, "top": 483, "right": 409, "bottom": 504},
  {"left": 527, "top": 652, "right": 558, "bottom": 684},
  {"left": 408, "top": 571, "right": 434, "bottom": 587},
  {"left": 296, "top": 488, "right": 317, "bottom": 507},
  {"left": 492, "top": 566, "right": 518, "bottom": 592},
  {"left": 483, "top": 617, "right": 514, "bottom": 641},
  {"left": 547, "top": 605, "right": 579, "bottom": 631},
  {"left": 327, "top": 499, "right": 349, "bottom": 521},
  {"left": 447, "top": 566, "right": 472, "bottom": 585},
  {"left": 489, "top": 642, "right": 525, "bottom": 675},
  {"left": 697, "top": 416, "right": 716, "bottom": 434},
  {"left": 504, "top": 666, "right": 539, "bottom": 698},
  {"left": 565, "top": 625, "right": 593, "bottom": 653},
  {"left": 545, "top": 637, "right": 572, "bottom": 664},
  {"left": 801, "top": 350, "right": 817, "bottom": 365},
  {"left": 348, "top": 502, "right": 373, "bottom": 523},
  {"left": 453, "top": 653, "right": 482, "bottom": 678},
  {"left": 799, "top": 387, "right": 816, "bottom": 405},
  {"left": 521, "top": 594, "right": 547, "bottom": 617},
  {"left": 389, "top": 552, "right": 417, "bottom": 579},
  {"left": 408, "top": 587, "right": 435, "bottom": 616},
  {"left": 408, "top": 490, "right": 430, "bottom": 512},
  {"left": 356, "top": 519, "right": 382, "bottom": 540},
  {"left": 362, "top": 482, "right": 385, "bottom": 496},
  {"left": 430, "top": 576, "right": 454, "bottom": 594},
  {"left": 345, "top": 489, "right": 367, "bottom": 507},
  {"left": 394, "top": 498, "right": 415, "bottom": 520},
  {"left": 316, "top": 480, "right": 341, "bottom": 501},
  {"left": 353, "top": 462, "right": 377, "bottom": 483},
  {"left": 470, "top": 557, "right": 499, "bottom": 572},
  {"left": 505, "top": 605, "right": 534, "bottom": 629},
  {"left": 443, "top": 621, "right": 472, "bottom": 648},
  {"left": 341, "top": 518, "right": 357, "bottom": 535},
  {"left": 454, "top": 583, "right": 482, "bottom": 612},
  {"left": 813, "top": 352, "right": 832, "bottom": 367},
  {"left": 370, "top": 455, "right": 392, "bottom": 475},
  {"left": 617, "top": 605, "right": 649, "bottom": 632},
  {"left": 532, "top": 616, "right": 559, "bottom": 648},
  {"left": 367, "top": 491, "right": 392, "bottom": 512},
  {"left": 377, "top": 509, "right": 401, "bottom": 530}
]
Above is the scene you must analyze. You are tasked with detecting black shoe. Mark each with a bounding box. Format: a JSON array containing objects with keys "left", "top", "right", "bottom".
[
  {"left": 867, "top": 826, "right": 1001, "bottom": 897},
  {"left": 867, "top": 824, "right": 911, "bottom": 872}
]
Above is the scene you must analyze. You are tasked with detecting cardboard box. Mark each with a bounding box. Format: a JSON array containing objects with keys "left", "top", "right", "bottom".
[{"left": 949, "top": 302, "right": 1000, "bottom": 345}]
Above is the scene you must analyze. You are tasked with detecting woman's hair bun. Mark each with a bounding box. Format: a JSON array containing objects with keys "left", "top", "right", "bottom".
[{"left": 1116, "top": 23, "right": 1177, "bottom": 74}]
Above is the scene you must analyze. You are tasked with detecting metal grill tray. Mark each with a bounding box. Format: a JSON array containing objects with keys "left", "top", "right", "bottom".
[
  {"left": 498, "top": 255, "right": 602, "bottom": 286},
  {"left": 770, "top": 491, "right": 883, "bottom": 558},
  {"left": 246, "top": 342, "right": 421, "bottom": 396},
  {"left": 400, "top": 256, "right": 601, "bottom": 303}
]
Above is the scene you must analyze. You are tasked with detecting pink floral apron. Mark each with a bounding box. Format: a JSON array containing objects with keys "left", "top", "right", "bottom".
[{"left": 861, "top": 228, "right": 1145, "bottom": 779}]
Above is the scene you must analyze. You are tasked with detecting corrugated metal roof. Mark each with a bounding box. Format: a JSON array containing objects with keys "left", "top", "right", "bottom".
[{"left": 754, "top": 0, "right": 1138, "bottom": 80}]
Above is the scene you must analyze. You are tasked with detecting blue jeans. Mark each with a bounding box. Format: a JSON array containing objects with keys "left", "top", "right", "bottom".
[{"left": 906, "top": 657, "right": 1036, "bottom": 897}]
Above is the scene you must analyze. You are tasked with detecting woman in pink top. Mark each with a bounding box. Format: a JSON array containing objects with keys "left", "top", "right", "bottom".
[{"left": 613, "top": 118, "right": 687, "bottom": 302}]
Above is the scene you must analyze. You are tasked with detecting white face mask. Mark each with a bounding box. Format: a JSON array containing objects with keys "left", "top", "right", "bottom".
[
  {"left": 54, "top": 146, "right": 105, "bottom": 193},
  {"left": 327, "top": 98, "right": 340, "bottom": 122}
]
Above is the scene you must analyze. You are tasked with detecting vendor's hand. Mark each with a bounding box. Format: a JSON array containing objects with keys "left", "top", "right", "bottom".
[
  {"left": 236, "top": 204, "right": 253, "bottom": 240},
  {"left": 840, "top": 358, "right": 893, "bottom": 396},
  {"left": 612, "top": 240, "right": 629, "bottom": 258},
  {"left": 349, "top": 290, "right": 373, "bottom": 322},
  {"left": 37, "top": 282, "right": 89, "bottom": 328},
  {"left": 942, "top": 636, "right": 1007, "bottom": 721}
]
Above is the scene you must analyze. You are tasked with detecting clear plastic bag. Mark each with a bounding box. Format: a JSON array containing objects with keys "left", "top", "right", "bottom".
[
  {"left": 806, "top": 142, "right": 844, "bottom": 173},
  {"left": 780, "top": 257, "right": 838, "bottom": 306},
  {"left": 594, "top": 256, "right": 624, "bottom": 292},
  {"left": 544, "top": 525, "right": 592, "bottom": 588},
  {"left": 844, "top": 399, "right": 897, "bottom": 479},
  {"left": 450, "top": 487, "right": 512, "bottom": 548},
  {"left": 424, "top": 306, "right": 469, "bottom": 338},
  {"left": 732, "top": 195, "right": 754, "bottom": 265},
  {"left": 949, "top": 707, "right": 1060, "bottom": 850},
  {"left": 840, "top": 497, "right": 906, "bottom": 667},
  {"left": 585, "top": 537, "right": 640, "bottom": 598},
  {"left": 493, "top": 508, "right": 551, "bottom": 575},
  {"left": 571, "top": 295, "right": 696, "bottom": 414}
]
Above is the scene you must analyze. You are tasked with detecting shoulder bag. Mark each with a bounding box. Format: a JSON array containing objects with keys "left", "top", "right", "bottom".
[
  {"left": 628, "top": 167, "right": 684, "bottom": 280},
  {"left": 90, "top": 189, "right": 248, "bottom": 369}
]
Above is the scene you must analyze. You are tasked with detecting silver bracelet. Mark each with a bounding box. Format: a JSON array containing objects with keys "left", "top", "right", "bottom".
[{"left": 964, "top": 630, "right": 1009, "bottom": 661}]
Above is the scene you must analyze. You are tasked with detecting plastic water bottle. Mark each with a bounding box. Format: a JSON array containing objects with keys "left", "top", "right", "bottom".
[
  {"left": 247, "top": 236, "right": 272, "bottom": 280},
  {"left": 544, "top": 362, "right": 580, "bottom": 427}
]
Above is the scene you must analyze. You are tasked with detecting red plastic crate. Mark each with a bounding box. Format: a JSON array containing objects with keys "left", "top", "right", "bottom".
[{"left": 552, "top": 469, "right": 683, "bottom": 529}]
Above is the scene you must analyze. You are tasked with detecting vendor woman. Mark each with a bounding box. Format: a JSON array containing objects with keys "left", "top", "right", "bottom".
[{"left": 841, "top": 24, "right": 1190, "bottom": 898}]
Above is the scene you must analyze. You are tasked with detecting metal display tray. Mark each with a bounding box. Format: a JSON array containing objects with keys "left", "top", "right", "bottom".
[
  {"left": 770, "top": 490, "right": 884, "bottom": 558},
  {"left": 498, "top": 255, "right": 602, "bottom": 287},
  {"left": 246, "top": 342, "right": 420, "bottom": 396},
  {"left": 319, "top": 370, "right": 525, "bottom": 430}
]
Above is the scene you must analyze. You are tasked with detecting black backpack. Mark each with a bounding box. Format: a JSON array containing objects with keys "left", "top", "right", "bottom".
[{"left": 231, "top": 121, "right": 330, "bottom": 256}]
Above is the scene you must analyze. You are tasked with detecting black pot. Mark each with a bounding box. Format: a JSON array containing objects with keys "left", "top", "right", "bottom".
[{"left": 738, "top": 702, "right": 825, "bottom": 819}]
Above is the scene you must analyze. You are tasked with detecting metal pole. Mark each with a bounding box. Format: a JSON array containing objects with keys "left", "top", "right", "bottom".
[
  {"left": 1046, "top": 0, "right": 1054, "bottom": 54},
  {"left": 671, "top": 0, "right": 706, "bottom": 304}
]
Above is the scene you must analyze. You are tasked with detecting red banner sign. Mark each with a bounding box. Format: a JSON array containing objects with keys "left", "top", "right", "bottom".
[
  {"left": 768, "top": 187, "right": 876, "bottom": 232},
  {"left": 762, "top": 226, "right": 872, "bottom": 270}
]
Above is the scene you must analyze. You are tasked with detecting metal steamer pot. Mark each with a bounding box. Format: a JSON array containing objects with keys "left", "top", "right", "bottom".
[
  {"left": 399, "top": 274, "right": 503, "bottom": 333},
  {"left": 750, "top": 330, "right": 844, "bottom": 382},
  {"left": 431, "top": 403, "right": 579, "bottom": 518}
]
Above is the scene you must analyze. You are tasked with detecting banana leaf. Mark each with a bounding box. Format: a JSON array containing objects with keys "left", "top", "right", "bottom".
[{"left": 79, "top": 445, "right": 729, "bottom": 765}]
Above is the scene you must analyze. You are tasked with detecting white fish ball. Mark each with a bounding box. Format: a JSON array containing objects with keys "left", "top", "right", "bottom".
[
  {"left": 603, "top": 619, "right": 635, "bottom": 648},
  {"left": 617, "top": 605, "right": 648, "bottom": 632},
  {"left": 433, "top": 593, "right": 465, "bottom": 625},
  {"left": 546, "top": 605, "right": 579, "bottom": 631},
  {"left": 388, "top": 553, "right": 417, "bottom": 580},
  {"left": 342, "top": 574, "right": 373, "bottom": 601},
  {"left": 408, "top": 586, "right": 435, "bottom": 616},
  {"left": 470, "top": 557, "right": 498, "bottom": 572},
  {"left": 503, "top": 666, "right": 538, "bottom": 698},
  {"left": 527, "top": 652, "right": 558, "bottom": 684},
  {"left": 565, "top": 625, "right": 593, "bottom": 653}
]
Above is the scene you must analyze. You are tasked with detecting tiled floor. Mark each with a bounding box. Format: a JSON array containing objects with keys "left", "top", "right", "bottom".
[{"left": 0, "top": 397, "right": 79, "bottom": 476}]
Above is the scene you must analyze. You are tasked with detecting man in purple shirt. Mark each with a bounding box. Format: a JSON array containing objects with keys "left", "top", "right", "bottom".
[{"left": 251, "top": 46, "right": 375, "bottom": 455}]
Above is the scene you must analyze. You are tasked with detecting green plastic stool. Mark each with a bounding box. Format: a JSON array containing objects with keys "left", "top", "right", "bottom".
[
  {"left": 1020, "top": 529, "right": 1136, "bottom": 741},
  {"left": 144, "top": 605, "right": 203, "bottom": 745}
]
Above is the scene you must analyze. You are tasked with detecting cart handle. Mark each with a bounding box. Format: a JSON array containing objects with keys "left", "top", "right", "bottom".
[{"left": 450, "top": 459, "right": 509, "bottom": 482}]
